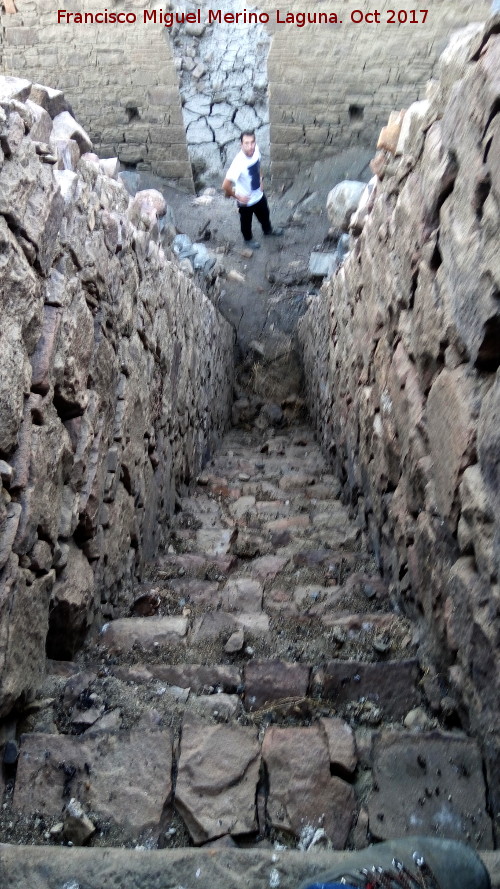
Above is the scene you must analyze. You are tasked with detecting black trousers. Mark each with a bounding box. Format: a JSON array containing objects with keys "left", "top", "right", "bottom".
[{"left": 238, "top": 194, "right": 271, "bottom": 241}]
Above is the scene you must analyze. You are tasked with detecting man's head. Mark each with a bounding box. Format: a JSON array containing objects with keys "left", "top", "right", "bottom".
[{"left": 240, "top": 131, "right": 256, "bottom": 157}]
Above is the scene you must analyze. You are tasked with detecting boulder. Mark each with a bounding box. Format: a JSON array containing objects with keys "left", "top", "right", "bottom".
[
  {"left": 377, "top": 110, "right": 405, "bottom": 154},
  {"left": 50, "top": 110, "right": 93, "bottom": 154},
  {"left": 326, "top": 180, "right": 366, "bottom": 235},
  {"left": 0, "top": 558, "right": 53, "bottom": 716},
  {"left": 25, "top": 99, "right": 53, "bottom": 143},
  {"left": 29, "top": 83, "right": 69, "bottom": 117},
  {"left": 0, "top": 76, "right": 31, "bottom": 102}
]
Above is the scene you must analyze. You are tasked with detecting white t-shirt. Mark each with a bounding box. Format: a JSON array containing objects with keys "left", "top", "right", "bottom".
[{"left": 225, "top": 145, "right": 263, "bottom": 207}]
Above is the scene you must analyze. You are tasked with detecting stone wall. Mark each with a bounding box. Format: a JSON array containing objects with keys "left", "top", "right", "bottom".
[
  {"left": 0, "top": 76, "right": 234, "bottom": 717},
  {"left": 263, "top": 0, "right": 487, "bottom": 187},
  {"left": 0, "top": 0, "right": 194, "bottom": 190},
  {"left": 170, "top": 0, "right": 270, "bottom": 187},
  {"left": 0, "top": 0, "right": 488, "bottom": 192},
  {"left": 299, "top": 16, "right": 500, "bottom": 837}
]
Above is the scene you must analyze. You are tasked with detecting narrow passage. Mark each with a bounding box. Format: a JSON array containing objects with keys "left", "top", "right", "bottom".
[{"left": 2, "top": 413, "right": 492, "bottom": 853}]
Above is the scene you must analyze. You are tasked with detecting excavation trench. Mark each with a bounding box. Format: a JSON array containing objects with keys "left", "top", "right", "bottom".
[
  {"left": 0, "top": 157, "right": 496, "bottom": 861},
  {"left": 1, "top": 24, "right": 500, "bottom": 878},
  {"left": 2, "top": 401, "right": 493, "bottom": 857}
]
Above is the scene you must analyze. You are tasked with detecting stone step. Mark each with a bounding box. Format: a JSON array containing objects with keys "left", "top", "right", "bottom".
[
  {"left": 93, "top": 604, "right": 413, "bottom": 667},
  {"left": 156, "top": 552, "right": 237, "bottom": 580},
  {"left": 180, "top": 492, "right": 351, "bottom": 528},
  {"left": 100, "top": 615, "right": 189, "bottom": 653},
  {"left": 0, "top": 844, "right": 498, "bottom": 889},
  {"left": 1, "top": 418, "right": 494, "bottom": 859},
  {"left": 105, "top": 654, "right": 421, "bottom": 717},
  {"left": 6, "top": 693, "right": 494, "bottom": 854}
]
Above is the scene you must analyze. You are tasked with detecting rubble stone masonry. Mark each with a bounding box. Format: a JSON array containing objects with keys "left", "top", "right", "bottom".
[
  {"left": 0, "top": 0, "right": 488, "bottom": 188},
  {"left": 262, "top": 0, "right": 485, "bottom": 186},
  {"left": 0, "top": 76, "right": 234, "bottom": 716},
  {"left": 299, "top": 16, "right": 500, "bottom": 829},
  {"left": 0, "top": 0, "right": 194, "bottom": 190}
]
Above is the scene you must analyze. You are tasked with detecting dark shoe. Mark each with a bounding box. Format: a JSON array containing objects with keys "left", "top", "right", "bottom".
[
  {"left": 264, "top": 227, "right": 284, "bottom": 236},
  {"left": 245, "top": 239, "right": 261, "bottom": 249},
  {"left": 296, "top": 836, "right": 491, "bottom": 889}
]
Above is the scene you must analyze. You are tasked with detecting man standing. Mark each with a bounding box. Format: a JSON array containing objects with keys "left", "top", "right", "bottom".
[{"left": 222, "top": 131, "right": 283, "bottom": 249}]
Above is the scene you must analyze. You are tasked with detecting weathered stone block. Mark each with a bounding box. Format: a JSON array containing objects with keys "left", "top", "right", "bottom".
[
  {"left": 176, "top": 716, "right": 260, "bottom": 843},
  {"left": 427, "top": 368, "right": 480, "bottom": 524},
  {"left": 30, "top": 305, "right": 62, "bottom": 394},
  {"left": 445, "top": 558, "right": 498, "bottom": 676},
  {"left": 368, "top": 730, "right": 493, "bottom": 848},
  {"left": 244, "top": 660, "right": 310, "bottom": 711},
  {"left": 0, "top": 136, "right": 65, "bottom": 275},
  {"left": 478, "top": 373, "right": 500, "bottom": 526},
  {"left": 0, "top": 76, "right": 32, "bottom": 102},
  {"left": 317, "top": 658, "right": 420, "bottom": 719},
  {"left": 53, "top": 290, "right": 94, "bottom": 414},
  {"left": 148, "top": 664, "right": 241, "bottom": 693},
  {"left": 50, "top": 110, "right": 93, "bottom": 153},
  {"left": 29, "top": 83, "right": 69, "bottom": 117},
  {"left": 262, "top": 724, "right": 355, "bottom": 847},
  {"left": 457, "top": 465, "right": 496, "bottom": 577},
  {"left": 14, "top": 728, "right": 172, "bottom": 836},
  {"left": 0, "top": 110, "right": 25, "bottom": 157},
  {"left": 0, "top": 322, "right": 31, "bottom": 458},
  {"left": 100, "top": 615, "right": 188, "bottom": 653},
  {"left": 25, "top": 98, "right": 52, "bottom": 143},
  {"left": 388, "top": 342, "right": 425, "bottom": 462},
  {"left": 0, "top": 502, "right": 20, "bottom": 572},
  {"left": 320, "top": 717, "right": 358, "bottom": 776},
  {"left": 13, "top": 405, "right": 73, "bottom": 554},
  {"left": 46, "top": 542, "right": 95, "bottom": 659},
  {"left": 396, "top": 99, "right": 429, "bottom": 156},
  {"left": 221, "top": 577, "right": 262, "bottom": 613},
  {"left": 0, "top": 556, "right": 53, "bottom": 716}
]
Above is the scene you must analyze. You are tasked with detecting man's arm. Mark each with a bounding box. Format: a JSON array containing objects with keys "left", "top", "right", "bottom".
[
  {"left": 222, "top": 177, "right": 235, "bottom": 198},
  {"left": 222, "top": 177, "right": 250, "bottom": 205}
]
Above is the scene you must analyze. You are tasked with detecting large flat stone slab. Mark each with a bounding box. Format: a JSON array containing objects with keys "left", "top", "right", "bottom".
[
  {"left": 221, "top": 577, "right": 263, "bottom": 612},
  {"left": 244, "top": 660, "right": 310, "bottom": 711},
  {"left": 190, "top": 611, "right": 269, "bottom": 644},
  {"left": 367, "top": 731, "right": 494, "bottom": 848},
  {"left": 13, "top": 728, "right": 172, "bottom": 837},
  {"left": 262, "top": 725, "right": 356, "bottom": 847},
  {"left": 175, "top": 716, "right": 260, "bottom": 843},
  {"left": 316, "top": 658, "right": 420, "bottom": 719},
  {"left": 0, "top": 840, "right": 497, "bottom": 889},
  {"left": 148, "top": 664, "right": 241, "bottom": 693},
  {"left": 100, "top": 616, "right": 188, "bottom": 652}
]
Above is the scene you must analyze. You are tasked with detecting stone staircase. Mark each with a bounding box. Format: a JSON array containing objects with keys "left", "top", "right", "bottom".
[{"left": 0, "top": 416, "right": 495, "bottom": 875}]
